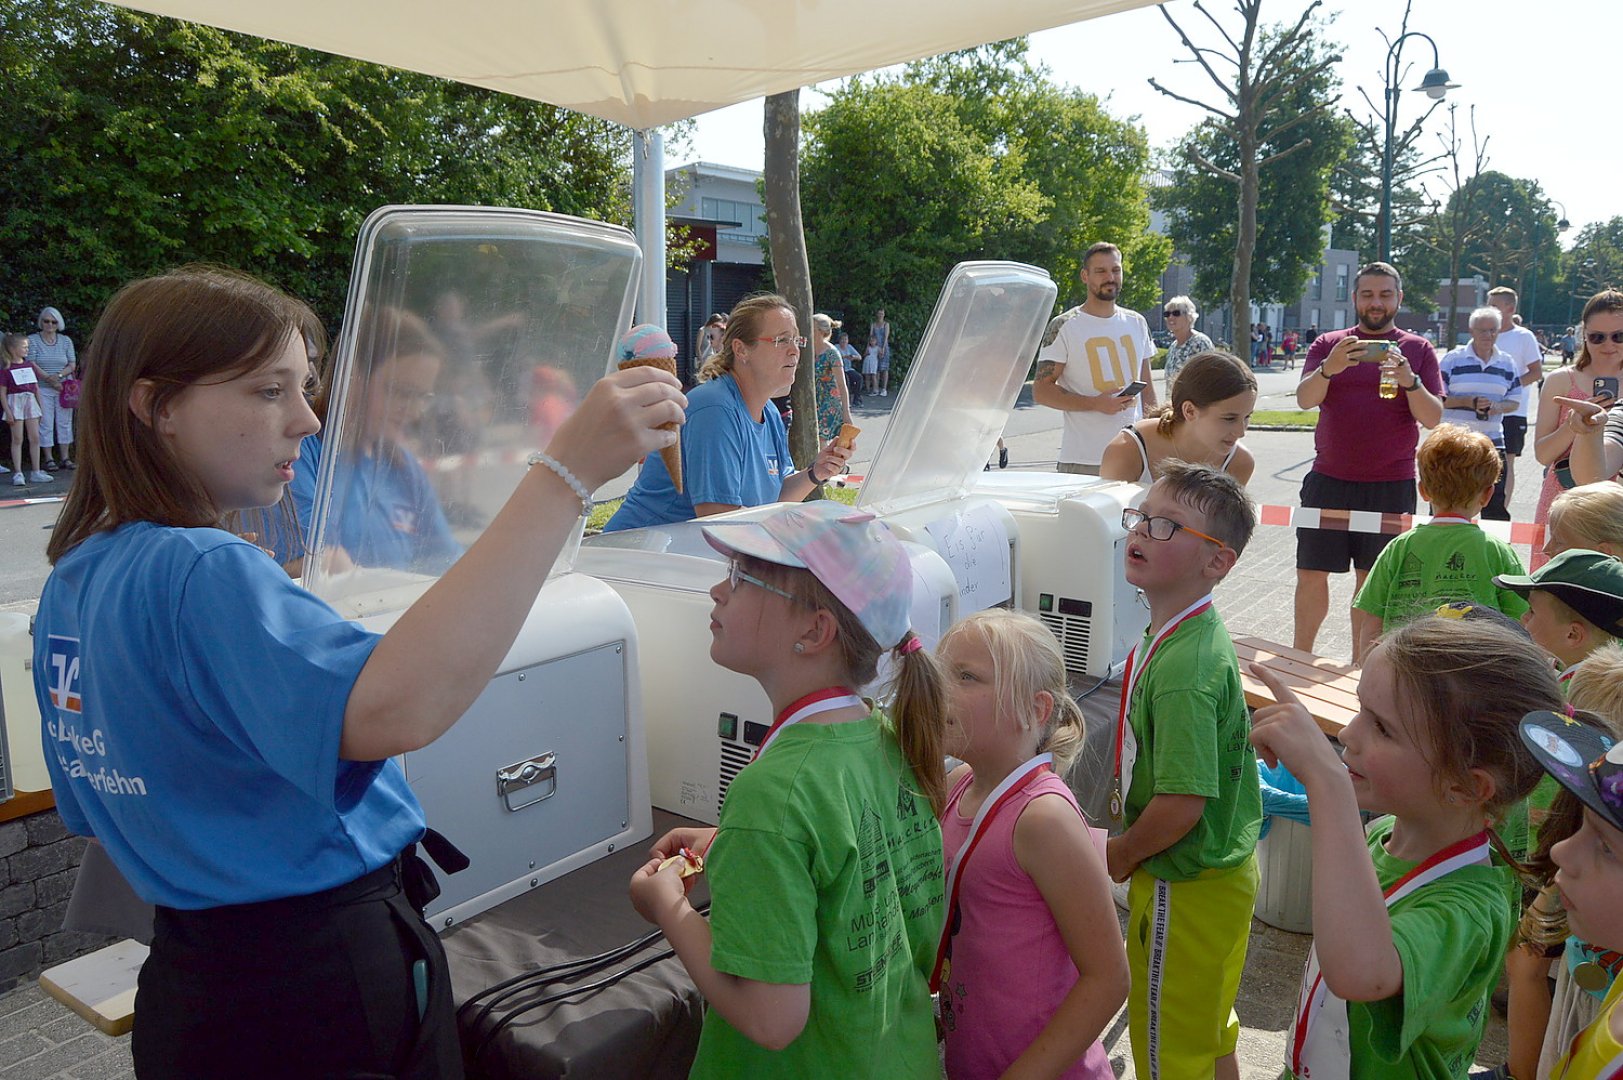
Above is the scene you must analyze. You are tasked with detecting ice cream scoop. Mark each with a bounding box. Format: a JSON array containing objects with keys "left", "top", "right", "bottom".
[{"left": 617, "top": 324, "right": 683, "bottom": 492}]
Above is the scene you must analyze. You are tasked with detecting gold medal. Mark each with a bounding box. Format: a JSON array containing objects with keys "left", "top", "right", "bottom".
[
  {"left": 1574, "top": 960, "right": 1611, "bottom": 994},
  {"left": 1108, "top": 781, "right": 1123, "bottom": 823},
  {"left": 658, "top": 847, "right": 705, "bottom": 879}
]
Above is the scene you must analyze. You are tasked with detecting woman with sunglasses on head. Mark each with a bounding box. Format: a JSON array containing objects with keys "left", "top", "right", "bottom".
[
  {"left": 1531, "top": 290, "right": 1623, "bottom": 568},
  {"left": 603, "top": 294, "right": 852, "bottom": 532},
  {"left": 1158, "top": 296, "right": 1213, "bottom": 394}
]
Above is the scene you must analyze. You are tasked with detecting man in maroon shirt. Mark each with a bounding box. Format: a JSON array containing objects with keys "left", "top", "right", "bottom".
[{"left": 1293, "top": 262, "right": 1444, "bottom": 654}]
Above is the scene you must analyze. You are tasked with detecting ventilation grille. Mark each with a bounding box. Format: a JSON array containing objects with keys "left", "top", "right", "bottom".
[
  {"left": 716, "top": 742, "right": 753, "bottom": 811},
  {"left": 1039, "top": 611, "right": 1093, "bottom": 676}
]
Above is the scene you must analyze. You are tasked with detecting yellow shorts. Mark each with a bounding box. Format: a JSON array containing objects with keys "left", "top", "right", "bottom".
[{"left": 1126, "top": 856, "right": 1259, "bottom": 1080}]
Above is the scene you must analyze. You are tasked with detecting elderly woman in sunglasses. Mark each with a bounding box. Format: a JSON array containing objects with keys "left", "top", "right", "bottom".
[
  {"left": 603, "top": 294, "right": 851, "bottom": 532},
  {"left": 27, "top": 307, "right": 76, "bottom": 471},
  {"left": 1159, "top": 297, "right": 1213, "bottom": 393},
  {"left": 1530, "top": 289, "right": 1623, "bottom": 567}
]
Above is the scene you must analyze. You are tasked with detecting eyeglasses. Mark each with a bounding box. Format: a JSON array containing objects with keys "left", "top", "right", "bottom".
[
  {"left": 1163, "top": 310, "right": 1186, "bottom": 318},
  {"left": 754, "top": 335, "right": 807, "bottom": 350},
  {"left": 1122, "top": 507, "right": 1228, "bottom": 549},
  {"left": 40, "top": 319, "right": 57, "bottom": 325},
  {"left": 1586, "top": 331, "right": 1623, "bottom": 345},
  {"left": 727, "top": 559, "right": 802, "bottom": 603}
]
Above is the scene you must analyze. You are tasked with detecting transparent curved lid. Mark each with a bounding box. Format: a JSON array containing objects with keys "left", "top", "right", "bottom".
[
  {"left": 857, "top": 262, "right": 1057, "bottom": 516},
  {"left": 304, "top": 206, "right": 641, "bottom": 614}
]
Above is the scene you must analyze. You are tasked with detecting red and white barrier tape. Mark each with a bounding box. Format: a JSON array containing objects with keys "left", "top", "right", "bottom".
[
  {"left": 1255, "top": 504, "right": 1545, "bottom": 547},
  {"left": 0, "top": 495, "right": 65, "bottom": 510}
]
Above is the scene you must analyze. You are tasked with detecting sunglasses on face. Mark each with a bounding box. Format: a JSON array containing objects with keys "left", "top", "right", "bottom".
[
  {"left": 1163, "top": 310, "right": 1185, "bottom": 318},
  {"left": 1587, "top": 331, "right": 1623, "bottom": 345}
]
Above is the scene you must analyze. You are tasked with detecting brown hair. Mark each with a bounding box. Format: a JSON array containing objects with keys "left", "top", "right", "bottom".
[
  {"left": 939, "top": 610, "right": 1086, "bottom": 774},
  {"left": 1575, "top": 289, "right": 1623, "bottom": 371},
  {"left": 696, "top": 293, "right": 793, "bottom": 384},
  {"left": 1083, "top": 242, "right": 1121, "bottom": 269},
  {"left": 1548, "top": 483, "right": 1623, "bottom": 556},
  {"left": 1416, "top": 424, "right": 1502, "bottom": 510},
  {"left": 1379, "top": 616, "right": 1561, "bottom": 845},
  {"left": 1487, "top": 286, "right": 1518, "bottom": 306},
  {"left": 1355, "top": 261, "right": 1403, "bottom": 293},
  {"left": 307, "top": 306, "right": 442, "bottom": 428},
  {"left": 1, "top": 334, "right": 25, "bottom": 358},
  {"left": 47, "top": 266, "right": 318, "bottom": 563},
  {"left": 1154, "top": 458, "right": 1256, "bottom": 557},
  {"left": 1156, "top": 351, "right": 1256, "bottom": 437},
  {"left": 745, "top": 554, "right": 948, "bottom": 816}
]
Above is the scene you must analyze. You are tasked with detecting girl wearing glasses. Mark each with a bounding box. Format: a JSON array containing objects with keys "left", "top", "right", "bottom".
[
  {"left": 604, "top": 293, "right": 850, "bottom": 532},
  {"left": 630, "top": 502, "right": 948, "bottom": 1078},
  {"left": 1532, "top": 290, "right": 1623, "bottom": 567},
  {"left": 1099, "top": 350, "right": 1256, "bottom": 487}
]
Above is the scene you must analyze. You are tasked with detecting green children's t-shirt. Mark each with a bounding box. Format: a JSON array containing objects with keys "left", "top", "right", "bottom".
[
  {"left": 1124, "top": 606, "right": 1262, "bottom": 882},
  {"left": 691, "top": 709, "right": 945, "bottom": 1080},
  {"left": 1352, "top": 522, "right": 1529, "bottom": 628}
]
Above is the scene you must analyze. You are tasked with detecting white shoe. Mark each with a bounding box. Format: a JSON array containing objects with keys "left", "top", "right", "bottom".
[
  {"left": 1111, "top": 880, "right": 1130, "bottom": 912},
  {"left": 11, "top": 473, "right": 24, "bottom": 486},
  {"left": 881, "top": 388, "right": 888, "bottom": 396},
  {"left": 0, "top": 464, "right": 9, "bottom": 474},
  {"left": 28, "top": 471, "right": 52, "bottom": 484}
]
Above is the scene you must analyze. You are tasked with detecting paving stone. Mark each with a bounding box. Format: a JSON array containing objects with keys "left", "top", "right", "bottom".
[
  {"left": 0, "top": 1032, "right": 106, "bottom": 1080},
  {"left": 63, "top": 1046, "right": 135, "bottom": 1080}
]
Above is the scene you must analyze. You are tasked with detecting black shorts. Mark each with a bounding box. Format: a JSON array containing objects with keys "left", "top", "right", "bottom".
[
  {"left": 1296, "top": 470, "right": 1418, "bottom": 573},
  {"left": 1503, "top": 415, "right": 1528, "bottom": 456}
]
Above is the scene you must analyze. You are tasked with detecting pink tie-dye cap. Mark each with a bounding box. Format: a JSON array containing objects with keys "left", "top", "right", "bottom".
[{"left": 702, "top": 503, "right": 913, "bottom": 649}]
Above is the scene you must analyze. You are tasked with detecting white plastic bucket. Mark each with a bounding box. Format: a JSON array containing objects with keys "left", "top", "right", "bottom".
[{"left": 1254, "top": 818, "right": 1313, "bottom": 934}]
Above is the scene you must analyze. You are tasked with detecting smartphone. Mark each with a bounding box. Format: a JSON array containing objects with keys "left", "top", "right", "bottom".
[
  {"left": 1594, "top": 376, "right": 1619, "bottom": 400},
  {"left": 1116, "top": 381, "right": 1148, "bottom": 398},
  {"left": 1359, "top": 340, "right": 1394, "bottom": 361}
]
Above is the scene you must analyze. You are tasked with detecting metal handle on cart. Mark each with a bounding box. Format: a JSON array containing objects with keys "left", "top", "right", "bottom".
[{"left": 496, "top": 752, "right": 558, "bottom": 812}]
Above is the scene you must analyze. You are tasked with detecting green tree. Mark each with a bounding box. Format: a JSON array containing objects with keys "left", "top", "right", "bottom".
[
  {"left": 800, "top": 42, "right": 1165, "bottom": 377},
  {"left": 1563, "top": 219, "right": 1623, "bottom": 324},
  {"left": 0, "top": 0, "right": 633, "bottom": 330},
  {"left": 1156, "top": 27, "right": 1352, "bottom": 330},
  {"left": 1150, "top": 1, "right": 1342, "bottom": 335}
]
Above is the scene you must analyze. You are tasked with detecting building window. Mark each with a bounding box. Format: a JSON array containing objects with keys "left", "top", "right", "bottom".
[
  {"left": 1335, "top": 264, "right": 1349, "bottom": 302},
  {"left": 1310, "top": 308, "right": 1320, "bottom": 329},
  {"left": 1309, "top": 268, "right": 1322, "bottom": 301},
  {"left": 1335, "top": 309, "right": 1346, "bottom": 328},
  {"left": 701, "top": 197, "right": 767, "bottom": 245}
]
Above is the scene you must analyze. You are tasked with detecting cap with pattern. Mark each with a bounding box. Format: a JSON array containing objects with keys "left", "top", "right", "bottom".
[
  {"left": 1519, "top": 711, "right": 1623, "bottom": 834},
  {"left": 1493, "top": 549, "right": 1623, "bottom": 638},
  {"left": 701, "top": 503, "right": 913, "bottom": 649}
]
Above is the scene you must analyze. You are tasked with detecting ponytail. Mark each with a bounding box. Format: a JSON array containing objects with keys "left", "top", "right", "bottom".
[{"left": 889, "top": 633, "right": 948, "bottom": 816}]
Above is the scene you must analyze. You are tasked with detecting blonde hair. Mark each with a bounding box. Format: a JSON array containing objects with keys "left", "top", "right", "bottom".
[
  {"left": 938, "top": 610, "right": 1086, "bottom": 774},
  {"left": 744, "top": 555, "right": 948, "bottom": 816},
  {"left": 1547, "top": 483, "right": 1623, "bottom": 556},
  {"left": 696, "top": 293, "right": 792, "bottom": 383},
  {"left": 1567, "top": 643, "right": 1623, "bottom": 735}
]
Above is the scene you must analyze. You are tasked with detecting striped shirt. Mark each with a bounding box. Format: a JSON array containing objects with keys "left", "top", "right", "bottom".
[{"left": 1439, "top": 345, "right": 1518, "bottom": 445}]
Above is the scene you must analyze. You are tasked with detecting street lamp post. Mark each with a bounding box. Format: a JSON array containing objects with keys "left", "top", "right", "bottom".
[{"left": 1379, "top": 31, "right": 1459, "bottom": 263}]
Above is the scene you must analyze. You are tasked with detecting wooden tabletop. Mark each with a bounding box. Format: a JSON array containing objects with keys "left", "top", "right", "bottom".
[{"left": 1233, "top": 636, "right": 1360, "bottom": 738}]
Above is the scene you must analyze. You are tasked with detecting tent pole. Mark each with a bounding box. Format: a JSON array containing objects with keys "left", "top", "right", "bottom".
[{"left": 632, "top": 129, "right": 667, "bottom": 327}]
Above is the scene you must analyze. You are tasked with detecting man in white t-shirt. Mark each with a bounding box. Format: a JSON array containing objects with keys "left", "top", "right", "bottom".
[
  {"left": 1487, "top": 286, "right": 1543, "bottom": 503},
  {"left": 1033, "top": 242, "right": 1159, "bottom": 474}
]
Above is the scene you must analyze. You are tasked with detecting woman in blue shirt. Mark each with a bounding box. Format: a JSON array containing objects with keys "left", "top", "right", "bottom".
[{"left": 604, "top": 293, "right": 851, "bottom": 532}]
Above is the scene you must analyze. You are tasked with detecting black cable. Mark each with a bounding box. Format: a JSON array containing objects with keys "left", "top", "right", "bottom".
[
  {"left": 457, "top": 925, "right": 666, "bottom": 1024},
  {"left": 1073, "top": 669, "right": 1112, "bottom": 701},
  {"left": 471, "top": 948, "right": 679, "bottom": 1063}
]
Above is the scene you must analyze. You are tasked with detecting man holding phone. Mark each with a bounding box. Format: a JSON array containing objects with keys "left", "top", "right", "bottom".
[
  {"left": 1033, "top": 241, "right": 1159, "bottom": 475},
  {"left": 1292, "top": 261, "right": 1444, "bottom": 654}
]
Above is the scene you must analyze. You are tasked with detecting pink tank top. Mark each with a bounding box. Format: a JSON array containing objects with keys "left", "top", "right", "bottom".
[{"left": 939, "top": 769, "right": 1113, "bottom": 1080}]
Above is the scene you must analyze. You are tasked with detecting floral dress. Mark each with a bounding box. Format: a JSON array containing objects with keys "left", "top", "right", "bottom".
[
  {"left": 815, "top": 345, "right": 846, "bottom": 442},
  {"left": 1162, "top": 331, "right": 1214, "bottom": 390}
]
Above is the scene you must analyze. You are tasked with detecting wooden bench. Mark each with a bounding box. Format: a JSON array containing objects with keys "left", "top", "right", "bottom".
[
  {"left": 39, "top": 938, "right": 146, "bottom": 1036},
  {"left": 1233, "top": 635, "right": 1360, "bottom": 738}
]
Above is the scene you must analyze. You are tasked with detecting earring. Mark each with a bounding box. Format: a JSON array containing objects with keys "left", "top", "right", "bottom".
[{"left": 793, "top": 642, "right": 805, "bottom": 654}]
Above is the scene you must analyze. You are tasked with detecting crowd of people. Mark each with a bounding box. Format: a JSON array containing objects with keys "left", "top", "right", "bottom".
[{"left": 22, "top": 237, "right": 1623, "bottom": 1080}]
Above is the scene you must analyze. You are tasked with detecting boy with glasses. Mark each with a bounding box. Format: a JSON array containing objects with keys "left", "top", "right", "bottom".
[{"left": 1108, "top": 461, "right": 1262, "bottom": 1080}]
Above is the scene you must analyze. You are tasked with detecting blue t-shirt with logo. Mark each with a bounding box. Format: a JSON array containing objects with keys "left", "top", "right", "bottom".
[
  {"left": 604, "top": 373, "right": 794, "bottom": 532},
  {"left": 35, "top": 521, "right": 425, "bottom": 909}
]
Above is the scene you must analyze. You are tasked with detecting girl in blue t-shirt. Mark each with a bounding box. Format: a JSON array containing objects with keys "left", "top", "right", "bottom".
[
  {"left": 628, "top": 502, "right": 948, "bottom": 1077},
  {"left": 1249, "top": 616, "right": 1562, "bottom": 1079},
  {"left": 935, "top": 609, "right": 1127, "bottom": 1079},
  {"left": 35, "top": 266, "right": 684, "bottom": 1078}
]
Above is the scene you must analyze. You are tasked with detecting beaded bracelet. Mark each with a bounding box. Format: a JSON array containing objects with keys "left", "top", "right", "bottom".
[{"left": 527, "top": 451, "right": 593, "bottom": 518}]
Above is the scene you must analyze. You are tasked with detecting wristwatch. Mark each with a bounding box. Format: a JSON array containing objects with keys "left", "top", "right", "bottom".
[
  {"left": 1401, "top": 381, "right": 1421, "bottom": 392},
  {"left": 1318, "top": 366, "right": 1333, "bottom": 380}
]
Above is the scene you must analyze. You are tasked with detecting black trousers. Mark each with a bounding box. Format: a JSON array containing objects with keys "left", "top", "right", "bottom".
[{"left": 133, "top": 852, "right": 463, "bottom": 1079}]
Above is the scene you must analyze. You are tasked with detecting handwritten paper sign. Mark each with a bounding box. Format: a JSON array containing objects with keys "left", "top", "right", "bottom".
[
  {"left": 923, "top": 504, "right": 1012, "bottom": 615},
  {"left": 10, "top": 368, "right": 37, "bottom": 387}
]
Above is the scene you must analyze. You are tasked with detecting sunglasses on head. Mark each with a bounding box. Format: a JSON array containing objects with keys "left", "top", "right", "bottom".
[{"left": 1587, "top": 331, "right": 1623, "bottom": 345}]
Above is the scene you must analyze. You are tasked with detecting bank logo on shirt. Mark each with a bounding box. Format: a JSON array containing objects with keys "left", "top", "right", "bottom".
[
  {"left": 47, "top": 636, "right": 82, "bottom": 714},
  {"left": 766, "top": 455, "right": 780, "bottom": 479}
]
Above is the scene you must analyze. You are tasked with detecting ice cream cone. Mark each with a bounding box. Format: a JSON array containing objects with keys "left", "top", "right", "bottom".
[
  {"left": 835, "top": 423, "right": 861, "bottom": 450},
  {"left": 617, "top": 325, "right": 684, "bottom": 492}
]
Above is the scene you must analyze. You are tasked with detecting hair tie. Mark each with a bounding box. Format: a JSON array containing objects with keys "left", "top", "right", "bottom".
[
  {"left": 896, "top": 635, "right": 923, "bottom": 656},
  {"left": 1565, "top": 702, "right": 1577, "bottom": 718}
]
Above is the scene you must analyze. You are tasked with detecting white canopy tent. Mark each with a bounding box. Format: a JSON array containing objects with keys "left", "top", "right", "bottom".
[{"left": 101, "top": 0, "right": 1158, "bottom": 319}]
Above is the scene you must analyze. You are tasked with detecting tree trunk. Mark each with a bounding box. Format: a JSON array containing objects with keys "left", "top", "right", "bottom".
[
  {"left": 1231, "top": 129, "right": 1259, "bottom": 351},
  {"left": 762, "top": 89, "right": 819, "bottom": 473}
]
